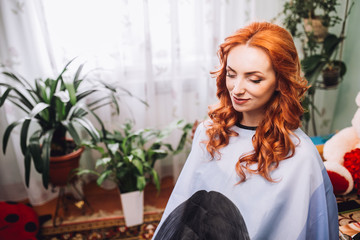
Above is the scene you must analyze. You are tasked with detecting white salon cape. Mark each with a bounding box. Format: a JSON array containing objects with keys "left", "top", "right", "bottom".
[{"left": 153, "top": 121, "right": 339, "bottom": 240}]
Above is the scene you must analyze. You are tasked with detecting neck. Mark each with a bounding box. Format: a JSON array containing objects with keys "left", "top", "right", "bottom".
[{"left": 240, "top": 113, "right": 264, "bottom": 127}]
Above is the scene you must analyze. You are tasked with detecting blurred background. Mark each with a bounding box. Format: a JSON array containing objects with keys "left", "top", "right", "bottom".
[{"left": 0, "top": 0, "right": 359, "bottom": 206}]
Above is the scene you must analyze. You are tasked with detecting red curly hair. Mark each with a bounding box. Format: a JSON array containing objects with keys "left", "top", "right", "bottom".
[{"left": 206, "top": 22, "right": 308, "bottom": 183}]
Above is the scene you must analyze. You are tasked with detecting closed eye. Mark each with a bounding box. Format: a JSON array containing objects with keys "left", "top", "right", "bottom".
[
  {"left": 226, "top": 71, "right": 236, "bottom": 78},
  {"left": 250, "top": 79, "right": 262, "bottom": 83}
]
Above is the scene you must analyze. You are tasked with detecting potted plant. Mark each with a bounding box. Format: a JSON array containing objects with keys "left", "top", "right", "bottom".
[
  {"left": 282, "top": 0, "right": 342, "bottom": 42},
  {"left": 301, "top": 33, "right": 347, "bottom": 88},
  {"left": 76, "top": 120, "right": 193, "bottom": 226},
  {"left": 281, "top": 0, "right": 354, "bottom": 135},
  {"left": 322, "top": 60, "right": 346, "bottom": 87},
  {"left": 0, "top": 59, "right": 141, "bottom": 188}
]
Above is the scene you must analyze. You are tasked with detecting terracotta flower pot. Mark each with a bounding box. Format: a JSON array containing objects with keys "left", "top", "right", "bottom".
[
  {"left": 49, "top": 146, "right": 85, "bottom": 186},
  {"left": 303, "top": 18, "right": 328, "bottom": 42}
]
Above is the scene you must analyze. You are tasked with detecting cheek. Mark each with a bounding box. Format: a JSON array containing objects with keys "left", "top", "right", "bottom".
[
  {"left": 249, "top": 84, "right": 276, "bottom": 98},
  {"left": 225, "top": 80, "right": 233, "bottom": 92}
]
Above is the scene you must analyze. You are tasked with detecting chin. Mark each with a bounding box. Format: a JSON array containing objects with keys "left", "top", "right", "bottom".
[{"left": 232, "top": 105, "right": 247, "bottom": 113}]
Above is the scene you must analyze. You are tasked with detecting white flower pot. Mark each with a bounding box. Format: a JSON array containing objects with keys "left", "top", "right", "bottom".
[{"left": 120, "top": 190, "right": 144, "bottom": 227}]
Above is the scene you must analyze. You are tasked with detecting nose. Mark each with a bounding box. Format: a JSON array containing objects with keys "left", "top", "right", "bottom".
[{"left": 231, "top": 78, "right": 246, "bottom": 96}]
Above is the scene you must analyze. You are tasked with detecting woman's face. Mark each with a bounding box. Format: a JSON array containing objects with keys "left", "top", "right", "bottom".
[{"left": 226, "top": 44, "right": 277, "bottom": 126}]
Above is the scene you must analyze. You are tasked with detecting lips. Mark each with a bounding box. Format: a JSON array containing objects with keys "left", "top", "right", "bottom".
[{"left": 232, "top": 95, "right": 250, "bottom": 105}]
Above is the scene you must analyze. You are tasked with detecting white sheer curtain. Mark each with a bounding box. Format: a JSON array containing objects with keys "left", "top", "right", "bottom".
[
  {"left": 0, "top": 0, "right": 284, "bottom": 205},
  {"left": 0, "top": 0, "right": 58, "bottom": 204}
]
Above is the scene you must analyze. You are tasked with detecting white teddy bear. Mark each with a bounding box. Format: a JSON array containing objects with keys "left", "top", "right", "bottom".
[{"left": 322, "top": 92, "right": 360, "bottom": 195}]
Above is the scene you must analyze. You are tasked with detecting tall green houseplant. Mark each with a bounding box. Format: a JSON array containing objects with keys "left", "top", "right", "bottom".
[
  {"left": 282, "top": 0, "right": 354, "bottom": 135},
  {"left": 0, "top": 60, "right": 143, "bottom": 188}
]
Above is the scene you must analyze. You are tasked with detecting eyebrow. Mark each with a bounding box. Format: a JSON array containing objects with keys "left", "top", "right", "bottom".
[
  {"left": 245, "top": 71, "right": 263, "bottom": 76},
  {"left": 226, "top": 65, "right": 236, "bottom": 72},
  {"left": 226, "top": 65, "right": 263, "bottom": 75}
]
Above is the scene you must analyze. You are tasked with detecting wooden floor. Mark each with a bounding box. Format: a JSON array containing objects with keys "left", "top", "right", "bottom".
[{"left": 31, "top": 176, "right": 175, "bottom": 222}]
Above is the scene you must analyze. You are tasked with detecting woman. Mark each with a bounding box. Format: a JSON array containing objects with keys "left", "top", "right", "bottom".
[{"left": 153, "top": 22, "right": 338, "bottom": 240}]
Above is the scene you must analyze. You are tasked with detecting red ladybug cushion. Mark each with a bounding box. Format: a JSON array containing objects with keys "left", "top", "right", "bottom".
[{"left": 0, "top": 201, "right": 39, "bottom": 240}]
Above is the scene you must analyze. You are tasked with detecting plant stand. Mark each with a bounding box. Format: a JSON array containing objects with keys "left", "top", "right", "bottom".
[
  {"left": 52, "top": 179, "right": 93, "bottom": 227},
  {"left": 120, "top": 190, "right": 144, "bottom": 227},
  {"left": 307, "top": 86, "right": 340, "bottom": 136}
]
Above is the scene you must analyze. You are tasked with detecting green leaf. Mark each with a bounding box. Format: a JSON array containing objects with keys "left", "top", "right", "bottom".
[
  {"left": 0, "top": 88, "right": 12, "bottom": 107},
  {"left": 87, "top": 97, "right": 109, "bottom": 110},
  {"left": 56, "top": 58, "right": 75, "bottom": 81},
  {"left": 323, "top": 34, "right": 342, "bottom": 57},
  {"left": 35, "top": 78, "right": 48, "bottom": 103},
  {"left": 136, "top": 176, "right": 146, "bottom": 191},
  {"left": 68, "top": 104, "right": 87, "bottom": 119},
  {"left": 64, "top": 82, "right": 77, "bottom": 105},
  {"left": 62, "top": 120, "right": 81, "bottom": 146},
  {"left": 116, "top": 85, "right": 149, "bottom": 107},
  {"left": 29, "top": 102, "right": 49, "bottom": 118},
  {"left": 20, "top": 119, "right": 31, "bottom": 155},
  {"left": 24, "top": 148, "right": 31, "bottom": 187},
  {"left": 7, "top": 98, "right": 30, "bottom": 114},
  {"left": 132, "top": 159, "right": 143, "bottom": 175},
  {"left": 150, "top": 149, "right": 168, "bottom": 158},
  {"left": 163, "top": 143, "right": 174, "bottom": 152},
  {"left": 96, "top": 170, "right": 112, "bottom": 186},
  {"left": 54, "top": 91, "right": 70, "bottom": 103},
  {"left": 131, "top": 148, "right": 145, "bottom": 162},
  {"left": 303, "top": 111, "right": 310, "bottom": 123},
  {"left": 108, "top": 143, "right": 119, "bottom": 156},
  {"left": 301, "top": 54, "right": 324, "bottom": 73},
  {"left": 3, "top": 119, "right": 25, "bottom": 154},
  {"left": 89, "top": 111, "right": 108, "bottom": 141},
  {"left": 73, "top": 64, "right": 84, "bottom": 88},
  {"left": 29, "top": 130, "right": 43, "bottom": 173},
  {"left": 2, "top": 71, "right": 33, "bottom": 89},
  {"left": 75, "top": 168, "right": 99, "bottom": 176},
  {"left": 151, "top": 169, "right": 160, "bottom": 192},
  {"left": 174, "top": 123, "right": 192, "bottom": 154},
  {"left": 110, "top": 94, "right": 120, "bottom": 115},
  {"left": 54, "top": 98, "right": 66, "bottom": 121},
  {"left": 76, "top": 89, "right": 97, "bottom": 101},
  {"left": 116, "top": 162, "right": 124, "bottom": 168},
  {"left": 41, "top": 129, "right": 55, "bottom": 189},
  {"left": 72, "top": 117, "right": 100, "bottom": 143},
  {"left": 0, "top": 82, "right": 35, "bottom": 110},
  {"left": 49, "top": 78, "right": 60, "bottom": 100},
  {"left": 124, "top": 155, "right": 133, "bottom": 164},
  {"left": 95, "top": 157, "right": 112, "bottom": 168}
]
